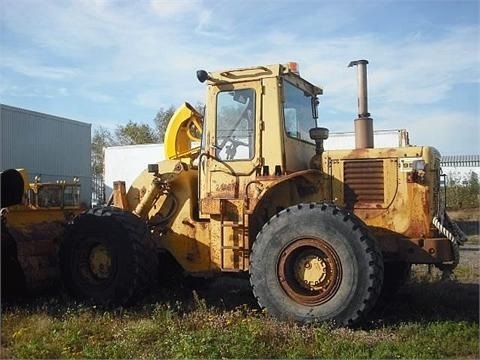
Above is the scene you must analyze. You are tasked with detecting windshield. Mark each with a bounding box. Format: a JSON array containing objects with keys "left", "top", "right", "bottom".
[
  {"left": 215, "top": 88, "right": 255, "bottom": 161},
  {"left": 283, "top": 80, "right": 317, "bottom": 144}
]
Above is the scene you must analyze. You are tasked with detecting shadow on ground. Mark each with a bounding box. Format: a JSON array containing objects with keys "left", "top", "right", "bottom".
[
  {"left": 2, "top": 275, "right": 478, "bottom": 329},
  {"left": 370, "top": 280, "right": 479, "bottom": 327},
  {"left": 144, "top": 274, "right": 480, "bottom": 328}
]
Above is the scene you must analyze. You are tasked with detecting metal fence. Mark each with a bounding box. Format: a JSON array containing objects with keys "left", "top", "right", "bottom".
[
  {"left": 91, "top": 174, "right": 105, "bottom": 206},
  {"left": 441, "top": 155, "right": 480, "bottom": 167}
]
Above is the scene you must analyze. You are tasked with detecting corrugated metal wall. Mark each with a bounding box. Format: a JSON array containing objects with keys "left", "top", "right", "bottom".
[{"left": 0, "top": 104, "right": 92, "bottom": 205}]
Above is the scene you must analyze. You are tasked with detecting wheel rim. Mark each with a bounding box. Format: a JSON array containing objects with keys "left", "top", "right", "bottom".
[
  {"left": 89, "top": 244, "right": 112, "bottom": 279},
  {"left": 78, "top": 241, "right": 113, "bottom": 282},
  {"left": 277, "top": 238, "right": 342, "bottom": 306}
]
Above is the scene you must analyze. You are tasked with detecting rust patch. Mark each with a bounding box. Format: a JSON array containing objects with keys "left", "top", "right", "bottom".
[
  {"left": 380, "top": 236, "right": 453, "bottom": 263},
  {"left": 5, "top": 217, "right": 70, "bottom": 293},
  {"left": 201, "top": 197, "right": 222, "bottom": 215}
]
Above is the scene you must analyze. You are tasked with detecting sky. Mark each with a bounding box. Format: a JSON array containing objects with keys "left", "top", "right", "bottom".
[{"left": 1, "top": 0, "right": 479, "bottom": 155}]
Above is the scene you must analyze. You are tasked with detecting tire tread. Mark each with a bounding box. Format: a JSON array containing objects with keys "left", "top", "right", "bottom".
[{"left": 250, "top": 202, "right": 383, "bottom": 327}]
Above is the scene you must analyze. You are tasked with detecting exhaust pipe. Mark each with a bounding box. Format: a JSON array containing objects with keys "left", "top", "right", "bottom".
[{"left": 348, "top": 60, "right": 374, "bottom": 149}]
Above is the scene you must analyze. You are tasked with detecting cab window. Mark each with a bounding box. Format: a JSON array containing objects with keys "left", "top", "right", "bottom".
[
  {"left": 283, "top": 80, "right": 317, "bottom": 144},
  {"left": 64, "top": 185, "right": 80, "bottom": 206},
  {"left": 37, "top": 185, "right": 62, "bottom": 208},
  {"left": 215, "top": 88, "right": 255, "bottom": 161}
]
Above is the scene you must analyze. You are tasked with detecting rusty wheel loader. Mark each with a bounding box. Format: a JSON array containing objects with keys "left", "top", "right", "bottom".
[
  {"left": 1, "top": 169, "right": 85, "bottom": 297},
  {"left": 58, "top": 60, "right": 466, "bottom": 326}
]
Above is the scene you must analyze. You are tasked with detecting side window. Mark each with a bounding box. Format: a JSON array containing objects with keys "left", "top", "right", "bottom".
[
  {"left": 64, "top": 185, "right": 80, "bottom": 206},
  {"left": 37, "top": 185, "right": 62, "bottom": 207},
  {"left": 216, "top": 89, "right": 255, "bottom": 161},
  {"left": 283, "top": 81, "right": 316, "bottom": 144}
]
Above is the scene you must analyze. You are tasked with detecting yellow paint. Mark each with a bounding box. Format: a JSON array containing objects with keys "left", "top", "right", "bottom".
[
  {"left": 324, "top": 145, "right": 440, "bottom": 239},
  {"left": 117, "top": 63, "right": 450, "bottom": 274},
  {"left": 164, "top": 103, "right": 203, "bottom": 163}
]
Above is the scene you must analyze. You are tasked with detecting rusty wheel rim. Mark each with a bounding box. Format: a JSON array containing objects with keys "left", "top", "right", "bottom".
[
  {"left": 277, "top": 238, "right": 342, "bottom": 306},
  {"left": 88, "top": 244, "right": 112, "bottom": 280}
]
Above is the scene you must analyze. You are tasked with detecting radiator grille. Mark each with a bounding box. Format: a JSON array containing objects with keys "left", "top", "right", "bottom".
[{"left": 344, "top": 160, "right": 384, "bottom": 205}]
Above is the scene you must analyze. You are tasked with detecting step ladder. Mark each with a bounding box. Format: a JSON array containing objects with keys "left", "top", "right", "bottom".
[{"left": 219, "top": 199, "right": 249, "bottom": 271}]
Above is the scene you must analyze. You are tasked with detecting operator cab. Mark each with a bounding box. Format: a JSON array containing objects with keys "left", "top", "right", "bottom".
[{"left": 197, "top": 63, "right": 323, "bottom": 177}]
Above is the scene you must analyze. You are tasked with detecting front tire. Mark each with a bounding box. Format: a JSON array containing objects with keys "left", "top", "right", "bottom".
[
  {"left": 250, "top": 203, "right": 383, "bottom": 327},
  {"left": 59, "top": 206, "right": 156, "bottom": 305}
]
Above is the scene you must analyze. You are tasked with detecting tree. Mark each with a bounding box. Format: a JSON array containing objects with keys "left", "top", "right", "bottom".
[
  {"left": 469, "top": 171, "right": 479, "bottom": 196},
  {"left": 446, "top": 170, "right": 480, "bottom": 210},
  {"left": 154, "top": 106, "right": 176, "bottom": 143},
  {"left": 114, "top": 121, "right": 159, "bottom": 145},
  {"left": 91, "top": 126, "right": 115, "bottom": 176},
  {"left": 91, "top": 103, "right": 205, "bottom": 175}
]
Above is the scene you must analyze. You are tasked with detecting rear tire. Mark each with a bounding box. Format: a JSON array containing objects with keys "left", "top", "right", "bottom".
[
  {"left": 59, "top": 206, "right": 156, "bottom": 305},
  {"left": 250, "top": 203, "right": 383, "bottom": 327}
]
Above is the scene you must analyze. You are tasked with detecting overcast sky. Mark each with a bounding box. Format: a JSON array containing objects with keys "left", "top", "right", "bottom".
[{"left": 1, "top": 0, "right": 479, "bottom": 155}]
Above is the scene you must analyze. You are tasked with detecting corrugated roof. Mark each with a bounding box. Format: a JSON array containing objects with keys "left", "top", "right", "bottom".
[
  {"left": 0, "top": 104, "right": 91, "bottom": 127},
  {"left": 441, "top": 155, "right": 480, "bottom": 167}
]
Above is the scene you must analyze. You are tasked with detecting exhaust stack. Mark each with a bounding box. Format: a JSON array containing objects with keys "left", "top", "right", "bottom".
[{"left": 348, "top": 60, "right": 374, "bottom": 149}]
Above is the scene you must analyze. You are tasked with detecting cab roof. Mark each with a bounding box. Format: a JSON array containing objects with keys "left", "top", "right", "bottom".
[{"left": 205, "top": 63, "right": 323, "bottom": 96}]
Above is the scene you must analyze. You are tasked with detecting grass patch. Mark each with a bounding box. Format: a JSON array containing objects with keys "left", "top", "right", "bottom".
[
  {"left": 2, "top": 277, "right": 479, "bottom": 359},
  {"left": 2, "top": 303, "right": 478, "bottom": 359},
  {"left": 412, "top": 262, "right": 479, "bottom": 283},
  {"left": 2, "top": 251, "right": 478, "bottom": 359}
]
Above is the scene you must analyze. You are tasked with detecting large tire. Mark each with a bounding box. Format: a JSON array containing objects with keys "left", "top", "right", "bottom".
[
  {"left": 250, "top": 203, "right": 383, "bottom": 327},
  {"left": 59, "top": 206, "right": 156, "bottom": 305}
]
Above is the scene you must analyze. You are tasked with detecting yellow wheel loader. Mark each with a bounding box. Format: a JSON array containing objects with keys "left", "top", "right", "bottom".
[
  {"left": 1, "top": 169, "right": 85, "bottom": 297},
  {"left": 59, "top": 60, "right": 466, "bottom": 326}
]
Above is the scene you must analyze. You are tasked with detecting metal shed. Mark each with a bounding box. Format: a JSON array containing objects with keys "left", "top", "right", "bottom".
[{"left": 0, "top": 104, "right": 91, "bottom": 205}]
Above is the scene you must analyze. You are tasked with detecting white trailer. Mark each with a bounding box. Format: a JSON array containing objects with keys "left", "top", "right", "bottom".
[
  {"left": 324, "top": 129, "right": 409, "bottom": 150},
  {"left": 103, "top": 143, "right": 165, "bottom": 200}
]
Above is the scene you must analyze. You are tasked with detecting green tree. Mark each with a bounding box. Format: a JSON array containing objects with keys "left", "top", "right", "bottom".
[
  {"left": 91, "top": 126, "right": 115, "bottom": 176},
  {"left": 154, "top": 106, "right": 176, "bottom": 143},
  {"left": 469, "top": 171, "right": 479, "bottom": 196},
  {"left": 446, "top": 170, "right": 480, "bottom": 209},
  {"left": 115, "top": 121, "right": 159, "bottom": 145}
]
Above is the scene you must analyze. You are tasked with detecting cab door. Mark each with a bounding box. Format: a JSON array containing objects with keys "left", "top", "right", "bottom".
[
  {"left": 200, "top": 81, "right": 263, "bottom": 213},
  {"left": 199, "top": 81, "right": 263, "bottom": 270}
]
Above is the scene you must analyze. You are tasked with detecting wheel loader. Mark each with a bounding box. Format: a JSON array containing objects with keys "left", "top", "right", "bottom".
[
  {"left": 58, "top": 60, "right": 466, "bottom": 326},
  {"left": 1, "top": 169, "right": 84, "bottom": 297}
]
